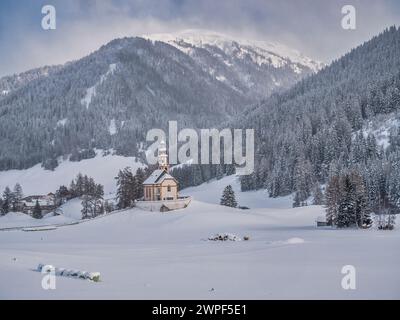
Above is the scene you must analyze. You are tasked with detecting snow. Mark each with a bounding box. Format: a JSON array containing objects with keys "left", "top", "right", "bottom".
[
  {"left": 57, "top": 198, "right": 84, "bottom": 220},
  {"left": 216, "top": 75, "right": 227, "bottom": 82},
  {"left": 56, "top": 118, "right": 68, "bottom": 127},
  {"left": 144, "top": 29, "right": 324, "bottom": 72},
  {"left": 0, "top": 212, "right": 75, "bottom": 229},
  {"left": 108, "top": 119, "right": 117, "bottom": 136},
  {"left": 0, "top": 200, "right": 399, "bottom": 299},
  {"left": 143, "top": 169, "right": 175, "bottom": 185},
  {"left": 81, "top": 86, "right": 96, "bottom": 109},
  {"left": 181, "top": 175, "right": 293, "bottom": 209},
  {"left": 146, "top": 85, "right": 156, "bottom": 97},
  {"left": 81, "top": 64, "right": 117, "bottom": 109},
  {"left": 268, "top": 237, "right": 305, "bottom": 245},
  {"left": 0, "top": 151, "right": 143, "bottom": 196},
  {"left": 358, "top": 117, "right": 400, "bottom": 149},
  {"left": 1, "top": 90, "right": 9, "bottom": 96}
]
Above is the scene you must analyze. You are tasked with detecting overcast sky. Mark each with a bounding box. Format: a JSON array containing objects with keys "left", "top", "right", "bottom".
[{"left": 0, "top": 0, "right": 399, "bottom": 77}]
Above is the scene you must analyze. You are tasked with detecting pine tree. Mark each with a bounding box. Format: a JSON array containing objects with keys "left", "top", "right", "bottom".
[
  {"left": 2, "top": 186, "right": 12, "bottom": 214},
  {"left": 312, "top": 184, "right": 324, "bottom": 205},
  {"left": 115, "top": 167, "right": 136, "bottom": 209},
  {"left": 94, "top": 184, "right": 104, "bottom": 199},
  {"left": 350, "top": 171, "right": 372, "bottom": 228},
  {"left": 293, "top": 158, "right": 312, "bottom": 205},
  {"left": 12, "top": 183, "right": 23, "bottom": 211},
  {"left": 0, "top": 198, "right": 4, "bottom": 216},
  {"left": 220, "top": 185, "right": 237, "bottom": 208},
  {"left": 135, "top": 168, "right": 146, "bottom": 199},
  {"left": 292, "top": 191, "right": 301, "bottom": 208},
  {"left": 81, "top": 195, "right": 91, "bottom": 219},
  {"left": 337, "top": 174, "right": 356, "bottom": 228},
  {"left": 75, "top": 173, "right": 84, "bottom": 196},
  {"left": 55, "top": 185, "right": 70, "bottom": 205},
  {"left": 32, "top": 200, "right": 42, "bottom": 219},
  {"left": 325, "top": 176, "right": 341, "bottom": 226},
  {"left": 69, "top": 180, "right": 77, "bottom": 198}
]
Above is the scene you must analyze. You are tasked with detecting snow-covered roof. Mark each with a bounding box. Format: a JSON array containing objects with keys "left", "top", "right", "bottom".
[
  {"left": 316, "top": 215, "right": 327, "bottom": 223},
  {"left": 143, "top": 169, "right": 177, "bottom": 185}
]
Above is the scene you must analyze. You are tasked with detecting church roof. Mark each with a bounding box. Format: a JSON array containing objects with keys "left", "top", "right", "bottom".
[{"left": 143, "top": 169, "right": 177, "bottom": 185}]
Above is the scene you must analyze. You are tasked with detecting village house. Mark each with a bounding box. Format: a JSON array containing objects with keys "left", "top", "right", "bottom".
[{"left": 20, "top": 193, "right": 56, "bottom": 215}]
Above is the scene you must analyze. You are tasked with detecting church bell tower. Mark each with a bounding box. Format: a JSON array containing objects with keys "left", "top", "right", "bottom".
[{"left": 158, "top": 140, "right": 169, "bottom": 172}]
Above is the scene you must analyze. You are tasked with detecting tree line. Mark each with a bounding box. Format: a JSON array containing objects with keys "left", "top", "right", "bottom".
[{"left": 0, "top": 183, "right": 24, "bottom": 215}]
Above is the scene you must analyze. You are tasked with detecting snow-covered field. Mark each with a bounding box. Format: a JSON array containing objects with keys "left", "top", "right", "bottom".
[
  {"left": 0, "top": 151, "right": 143, "bottom": 196},
  {"left": 0, "top": 199, "right": 399, "bottom": 299},
  {"left": 0, "top": 173, "right": 399, "bottom": 299},
  {"left": 182, "top": 175, "right": 293, "bottom": 209}
]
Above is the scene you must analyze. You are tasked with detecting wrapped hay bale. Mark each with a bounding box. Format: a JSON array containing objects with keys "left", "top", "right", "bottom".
[
  {"left": 208, "top": 233, "right": 242, "bottom": 241},
  {"left": 37, "top": 263, "right": 54, "bottom": 273},
  {"left": 88, "top": 272, "right": 101, "bottom": 282},
  {"left": 35, "top": 264, "right": 100, "bottom": 281}
]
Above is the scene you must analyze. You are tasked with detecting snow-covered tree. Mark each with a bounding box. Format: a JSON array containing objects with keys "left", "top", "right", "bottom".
[
  {"left": 312, "top": 184, "right": 324, "bottom": 205},
  {"left": 12, "top": 183, "right": 23, "bottom": 211},
  {"left": 32, "top": 200, "right": 42, "bottom": 219},
  {"left": 325, "top": 176, "right": 341, "bottom": 226},
  {"left": 115, "top": 167, "right": 137, "bottom": 209},
  {"left": 326, "top": 171, "right": 371, "bottom": 228},
  {"left": 81, "top": 195, "right": 104, "bottom": 219},
  {"left": 220, "top": 185, "right": 237, "bottom": 208},
  {"left": 2, "top": 186, "right": 12, "bottom": 214}
]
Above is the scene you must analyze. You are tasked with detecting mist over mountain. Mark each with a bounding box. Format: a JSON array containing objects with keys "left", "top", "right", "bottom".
[{"left": 0, "top": 30, "right": 320, "bottom": 171}]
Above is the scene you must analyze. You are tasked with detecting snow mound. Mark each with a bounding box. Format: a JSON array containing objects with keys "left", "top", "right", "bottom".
[
  {"left": 269, "top": 237, "right": 305, "bottom": 245},
  {"left": 285, "top": 237, "right": 305, "bottom": 244},
  {"left": 0, "top": 210, "right": 77, "bottom": 229},
  {"left": 57, "top": 198, "right": 83, "bottom": 220}
]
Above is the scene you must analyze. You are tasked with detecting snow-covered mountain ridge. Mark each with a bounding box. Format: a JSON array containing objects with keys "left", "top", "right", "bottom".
[
  {"left": 144, "top": 29, "right": 324, "bottom": 72},
  {"left": 144, "top": 30, "right": 323, "bottom": 97}
]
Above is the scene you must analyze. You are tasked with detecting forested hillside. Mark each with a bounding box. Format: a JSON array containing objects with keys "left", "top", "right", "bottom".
[
  {"left": 236, "top": 26, "right": 400, "bottom": 213},
  {"left": 0, "top": 32, "right": 318, "bottom": 171}
]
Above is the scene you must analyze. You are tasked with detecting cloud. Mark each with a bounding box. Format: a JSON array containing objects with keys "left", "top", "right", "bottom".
[{"left": 0, "top": 0, "right": 398, "bottom": 77}]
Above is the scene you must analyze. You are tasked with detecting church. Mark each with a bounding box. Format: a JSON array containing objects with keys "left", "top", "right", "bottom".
[
  {"left": 143, "top": 140, "right": 179, "bottom": 201},
  {"left": 135, "top": 141, "right": 192, "bottom": 212},
  {"left": 136, "top": 141, "right": 191, "bottom": 212}
]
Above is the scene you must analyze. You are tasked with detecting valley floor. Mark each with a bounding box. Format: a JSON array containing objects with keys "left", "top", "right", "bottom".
[{"left": 0, "top": 200, "right": 399, "bottom": 299}]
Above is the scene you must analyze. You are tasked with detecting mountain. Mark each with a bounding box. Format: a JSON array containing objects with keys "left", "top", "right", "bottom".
[
  {"left": 235, "top": 26, "right": 400, "bottom": 205},
  {"left": 144, "top": 30, "right": 323, "bottom": 99},
  {"left": 0, "top": 30, "right": 321, "bottom": 171},
  {"left": 0, "top": 65, "right": 62, "bottom": 98}
]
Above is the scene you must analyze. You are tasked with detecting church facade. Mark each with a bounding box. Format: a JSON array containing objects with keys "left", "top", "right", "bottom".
[{"left": 142, "top": 141, "right": 179, "bottom": 201}]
